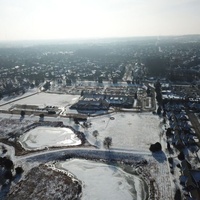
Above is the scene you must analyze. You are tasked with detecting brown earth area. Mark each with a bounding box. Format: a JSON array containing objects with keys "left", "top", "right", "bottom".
[{"left": 7, "top": 165, "right": 82, "bottom": 200}]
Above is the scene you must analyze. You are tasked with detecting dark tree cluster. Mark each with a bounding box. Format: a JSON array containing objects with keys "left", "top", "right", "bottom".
[
  {"left": 42, "top": 81, "right": 51, "bottom": 91},
  {"left": 20, "top": 110, "right": 25, "bottom": 118},
  {"left": 174, "top": 189, "right": 182, "bottom": 200},
  {"left": 0, "top": 157, "right": 13, "bottom": 170},
  {"left": 149, "top": 142, "right": 162, "bottom": 152},
  {"left": 155, "top": 80, "right": 163, "bottom": 105},
  {"left": 0, "top": 155, "right": 23, "bottom": 186},
  {"left": 0, "top": 157, "right": 14, "bottom": 183},
  {"left": 177, "top": 151, "right": 185, "bottom": 161},
  {"left": 39, "top": 113, "right": 45, "bottom": 122},
  {"left": 145, "top": 56, "right": 169, "bottom": 76}
]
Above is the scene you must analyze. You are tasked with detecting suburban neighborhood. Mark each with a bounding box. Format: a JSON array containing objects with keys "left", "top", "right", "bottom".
[{"left": 0, "top": 35, "right": 200, "bottom": 200}]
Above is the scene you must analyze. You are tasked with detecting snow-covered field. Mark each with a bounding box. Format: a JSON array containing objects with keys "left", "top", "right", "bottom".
[
  {"left": 0, "top": 88, "right": 38, "bottom": 106},
  {"left": 0, "top": 90, "right": 172, "bottom": 199},
  {"left": 0, "top": 92, "right": 79, "bottom": 110},
  {"left": 81, "top": 112, "right": 161, "bottom": 151},
  {"left": 0, "top": 111, "right": 161, "bottom": 152},
  {"left": 19, "top": 127, "right": 81, "bottom": 150},
  {"left": 56, "top": 159, "right": 147, "bottom": 200}
]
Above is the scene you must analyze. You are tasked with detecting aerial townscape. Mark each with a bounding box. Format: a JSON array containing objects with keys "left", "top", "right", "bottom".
[{"left": 0, "top": 35, "right": 200, "bottom": 200}]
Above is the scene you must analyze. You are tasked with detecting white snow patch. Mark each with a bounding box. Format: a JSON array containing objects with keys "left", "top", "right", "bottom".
[
  {"left": 56, "top": 159, "right": 145, "bottom": 200},
  {"left": 0, "top": 92, "right": 79, "bottom": 110}
]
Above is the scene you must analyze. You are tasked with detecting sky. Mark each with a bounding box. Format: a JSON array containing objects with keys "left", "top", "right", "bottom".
[{"left": 0, "top": 0, "right": 200, "bottom": 41}]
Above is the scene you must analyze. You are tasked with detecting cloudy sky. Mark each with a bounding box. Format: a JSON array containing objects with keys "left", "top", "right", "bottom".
[{"left": 0, "top": 0, "right": 200, "bottom": 41}]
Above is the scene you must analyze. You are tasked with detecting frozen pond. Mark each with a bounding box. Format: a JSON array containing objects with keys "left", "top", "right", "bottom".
[
  {"left": 56, "top": 159, "right": 147, "bottom": 200},
  {"left": 19, "top": 127, "right": 81, "bottom": 150}
]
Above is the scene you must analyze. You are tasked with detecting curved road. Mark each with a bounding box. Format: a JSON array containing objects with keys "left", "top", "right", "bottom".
[{"left": 16, "top": 147, "right": 152, "bottom": 164}]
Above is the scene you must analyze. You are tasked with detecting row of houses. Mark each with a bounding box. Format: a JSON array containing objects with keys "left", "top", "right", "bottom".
[
  {"left": 70, "top": 94, "right": 135, "bottom": 113},
  {"left": 180, "top": 160, "right": 200, "bottom": 199},
  {"left": 164, "top": 102, "right": 200, "bottom": 199}
]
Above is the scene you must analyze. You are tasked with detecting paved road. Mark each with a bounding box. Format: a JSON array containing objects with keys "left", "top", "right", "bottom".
[{"left": 16, "top": 147, "right": 152, "bottom": 164}]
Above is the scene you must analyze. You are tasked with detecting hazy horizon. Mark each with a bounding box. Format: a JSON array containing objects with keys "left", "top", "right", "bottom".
[{"left": 0, "top": 0, "right": 200, "bottom": 41}]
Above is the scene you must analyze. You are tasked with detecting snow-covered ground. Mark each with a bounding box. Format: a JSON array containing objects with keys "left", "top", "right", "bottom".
[
  {"left": 56, "top": 159, "right": 147, "bottom": 200},
  {"left": 0, "top": 92, "right": 80, "bottom": 110},
  {"left": 0, "top": 92, "right": 174, "bottom": 200},
  {"left": 0, "top": 111, "right": 161, "bottom": 152},
  {"left": 80, "top": 112, "right": 161, "bottom": 151},
  {"left": 0, "top": 117, "right": 33, "bottom": 138},
  {"left": 0, "top": 88, "right": 38, "bottom": 106},
  {"left": 19, "top": 127, "right": 81, "bottom": 150}
]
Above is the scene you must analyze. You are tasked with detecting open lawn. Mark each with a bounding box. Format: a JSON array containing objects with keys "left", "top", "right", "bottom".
[{"left": 81, "top": 112, "right": 161, "bottom": 151}]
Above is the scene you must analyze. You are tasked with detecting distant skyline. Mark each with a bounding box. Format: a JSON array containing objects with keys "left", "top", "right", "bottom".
[{"left": 0, "top": 0, "right": 200, "bottom": 41}]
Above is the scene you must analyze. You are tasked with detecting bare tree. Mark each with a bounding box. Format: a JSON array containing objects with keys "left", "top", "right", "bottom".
[
  {"left": 92, "top": 130, "right": 99, "bottom": 139},
  {"left": 39, "top": 113, "right": 44, "bottom": 122},
  {"left": 20, "top": 110, "right": 25, "bottom": 118},
  {"left": 103, "top": 137, "right": 112, "bottom": 149}
]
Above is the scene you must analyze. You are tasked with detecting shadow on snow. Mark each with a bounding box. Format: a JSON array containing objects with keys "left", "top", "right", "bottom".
[{"left": 151, "top": 151, "right": 167, "bottom": 163}]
